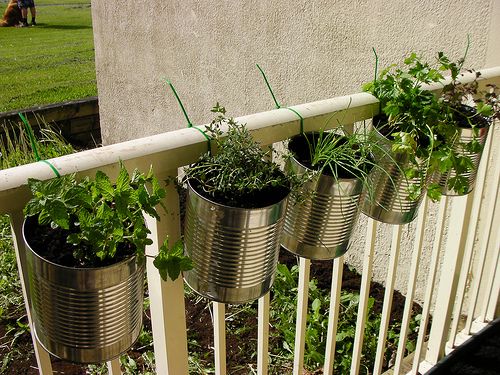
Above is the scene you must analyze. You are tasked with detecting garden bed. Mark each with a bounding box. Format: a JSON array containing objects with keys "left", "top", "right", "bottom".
[{"left": 0, "top": 246, "right": 423, "bottom": 374}]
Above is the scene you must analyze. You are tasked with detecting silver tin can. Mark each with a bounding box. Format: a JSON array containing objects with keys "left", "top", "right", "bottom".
[
  {"left": 360, "top": 128, "right": 425, "bottom": 225},
  {"left": 183, "top": 182, "right": 288, "bottom": 304},
  {"left": 281, "top": 155, "right": 363, "bottom": 260},
  {"left": 23, "top": 218, "right": 144, "bottom": 363},
  {"left": 436, "top": 125, "right": 489, "bottom": 195}
]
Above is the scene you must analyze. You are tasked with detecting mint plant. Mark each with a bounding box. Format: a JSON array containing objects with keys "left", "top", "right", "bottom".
[
  {"left": 153, "top": 237, "right": 193, "bottom": 281},
  {"left": 24, "top": 163, "right": 191, "bottom": 280}
]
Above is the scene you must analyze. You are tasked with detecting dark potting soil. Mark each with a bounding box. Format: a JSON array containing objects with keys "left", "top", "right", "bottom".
[
  {"left": 23, "top": 215, "right": 135, "bottom": 268},
  {"left": 189, "top": 177, "right": 290, "bottom": 209},
  {"left": 372, "top": 114, "right": 431, "bottom": 149},
  {"left": 451, "top": 104, "right": 490, "bottom": 129},
  {"left": 0, "top": 246, "right": 421, "bottom": 374}
]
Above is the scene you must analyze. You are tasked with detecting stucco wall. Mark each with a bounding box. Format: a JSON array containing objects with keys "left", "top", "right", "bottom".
[{"left": 90, "top": 0, "right": 499, "bottom": 302}]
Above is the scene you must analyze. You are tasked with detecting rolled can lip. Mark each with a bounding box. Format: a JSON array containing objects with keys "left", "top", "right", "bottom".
[
  {"left": 22, "top": 215, "right": 141, "bottom": 271},
  {"left": 186, "top": 178, "right": 289, "bottom": 211}
]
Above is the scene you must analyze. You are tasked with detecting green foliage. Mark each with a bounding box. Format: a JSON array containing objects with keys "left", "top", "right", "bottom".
[
  {"left": 435, "top": 43, "right": 499, "bottom": 194},
  {"left": 184, "top": 103, "right": 292, "bottom": 207},
  {"left": 269, "top": 263, "right": 419, "bottom": 374},
  {"left": 24, "top": 164, "right": 165, "bottom": 265},
  {"left": 154, "top": 238, "right": 193, "bottom": 282},
  {"left": 23, "top": 163, "right": 190, "bottom": 279},
  {"left": 363, "top": 52, "right": 443, "bottom": 201},
  {"left": 0, "top": 0, "right": 96, "bottom": 112},
  {"left": 304, "top": 130, "right": 374, "bottom": 180}
]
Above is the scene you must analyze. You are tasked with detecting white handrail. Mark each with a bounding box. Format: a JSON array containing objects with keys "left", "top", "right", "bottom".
[{"left": 1, "top": 67, "right": 499, "bottom": 375}]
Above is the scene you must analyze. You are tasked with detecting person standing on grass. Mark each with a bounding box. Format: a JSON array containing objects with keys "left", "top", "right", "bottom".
[{"left": 18, "top": 0, "right": 36, "bottom": 27}]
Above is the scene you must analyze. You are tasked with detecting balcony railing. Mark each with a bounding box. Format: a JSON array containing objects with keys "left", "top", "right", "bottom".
[{"left": 1, "top": 67, "right": 499, "bottom": 375}]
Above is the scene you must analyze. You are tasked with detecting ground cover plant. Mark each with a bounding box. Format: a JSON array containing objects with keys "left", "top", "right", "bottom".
[{"left": 0, "top": 0, "right": 96, "bottom": 112}]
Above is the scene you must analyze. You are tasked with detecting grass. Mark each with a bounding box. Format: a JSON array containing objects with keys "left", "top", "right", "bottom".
[{"left": 0, "top": 0, "right": 96, "bottom": 112}]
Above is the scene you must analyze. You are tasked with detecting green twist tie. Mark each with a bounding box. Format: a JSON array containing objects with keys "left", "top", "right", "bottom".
[
  {"left": 40, "top": 159, "right": 61, "bottom": 178},
  {"left": 256, "top": 64, "right": 281, "bottom": 109},
  {"left": 165, "top": 79, "right": 211, "bottom": 152},
  {"left": 18, "top": 113, "right": 60, "bottom": 178},
  {"left": 256, "top": 64, "right": 305, "bottom": 134},
  {"left": 285, "top": 107, "right": 304, "bottom": 135}
]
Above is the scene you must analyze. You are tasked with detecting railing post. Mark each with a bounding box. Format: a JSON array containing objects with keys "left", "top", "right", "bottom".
[
  {"left": 214, "top": 302, "right": 227, "bottom": 375},
  {"left": 350, "top": 218, "right": 377, "bottom": 375},
  {"left": 324, "top": 256, "right": 344, "bottom": 375},
  {"left": 410, "top": 197, "right": 449, "bottom": 375},
  {"left": 425, "top": 194, "right": 474, "bottom": 364},
  {"left": 145, "top": 171, "right": 188, "bottom": 375},
  {"left": 394, "top": 198, "right": 428, "bottom": 374},
  {"left": 257, "top": 293, "right": 270, "bottom": 375},
  {"left": 373, "top": 225, "right": 402, "bottom": 375},
  {"left": 106, "top": 359, "right": 122, "bottom": 374},
  {"left": 465, "top": 141, "right": 500, "bottom": 329},
  {"left": 484, "top": 237, "right": 500, "bottom": 321},
  {"left": 293, "top": 257, "right": 311, "bottom": 375},
  {"left": 9, "top": 211, "right": 53, "bottom": 375}
]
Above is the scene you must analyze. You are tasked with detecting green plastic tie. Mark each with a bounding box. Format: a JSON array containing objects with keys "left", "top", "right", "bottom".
[
  {"left": 18, "top": 113, "right": 60, "bottom": 178},
  {"left": 372, "top": 47, "right": 379, "bottom": 83},
  {"left": 256, "top": 64, "right": 281, "bottom": 109},
  {"left": 165, "top": 79, "right": 211, "bottom": 152},
  {"left": 165, "top": 79, "right": 194, "bottom": 128},
  {"left": 285, "top": 107, "right": 304, "bottom": 135},
  {"left": 255, "top": 64, "right": 305, "bottom": 134},
  {"left": 40, "top": 159, "right": 61, "bottom": 178}
]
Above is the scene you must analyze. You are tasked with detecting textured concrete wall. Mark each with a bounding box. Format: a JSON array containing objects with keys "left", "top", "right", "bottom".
[{"left": 90, "top": 0, "right": 499, "bottom": 302}]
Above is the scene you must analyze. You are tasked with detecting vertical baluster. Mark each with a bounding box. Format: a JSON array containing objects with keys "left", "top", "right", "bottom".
[
  {"left": 257, "top": 293, "right": 270, "bottom": 375},
  {"left": 393, "top": 198, "right": 428, "bottom": 374},
  {"left": 145, "top": 171, "right": 188, "bottom": 375},
  {"left": 484, "top": 238, "right": 500, "bottom": 321},
  {"left": 449, "top": 122, "right": 494, "bottom": 344},
  {"left": 372, "top": 225, "right": 402, "bottom": 375},
  {"left": 464, "top": 150, "right": 500, "bottom": 333},
  {"left": 293, "top": 257, "right": 311, "bottom": 375},
  {"left": 350, "top": 219, "right": 377, "bottom": 375},
  {"left": 107, "top": 359, "right": 122, "bottom": 374},
  {"left": 478, "top": 160, "right": 500, "bottom": 324},
  {"left": 214, "top": 302, "right": 227, "bottom": 375},
  {"left": 425, "top": 194, "right": 474, "bottom": 364},
  {"left": 9, "top": 210, "right": 53, "bottom": 375},
  {"left": 410, "top": 198, "right": 449, "bottom": 375},
  {"left": 324, "top": 256, "right": 344, "bottom": 375}
]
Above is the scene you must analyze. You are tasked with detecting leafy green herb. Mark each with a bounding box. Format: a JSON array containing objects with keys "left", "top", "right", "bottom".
[
  {"left": 435, "top": 39, "right": 499, "bottom": 194},
  {"left": 154, "top": 238, "right": 193, "bottom": 282},
  {"left": 25, "top": 164, "right": 164, "bottom": 264},
  {"left": 363, "top": 52, "right": 444, "bottom": 201},
  {"left": 184, "top": 103, "right": 294, "bottom": 208}
]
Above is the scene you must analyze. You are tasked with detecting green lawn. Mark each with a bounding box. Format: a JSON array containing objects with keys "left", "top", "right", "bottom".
[{"left": 0, "top": 0, "right": 96, "bottom": 112}]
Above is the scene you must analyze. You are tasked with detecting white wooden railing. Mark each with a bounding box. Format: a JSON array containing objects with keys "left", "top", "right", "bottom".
[{"left": 1, "top": 67, "right": 499, "bottom": 375}]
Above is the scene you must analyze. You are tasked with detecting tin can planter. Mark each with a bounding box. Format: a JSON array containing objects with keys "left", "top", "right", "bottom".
[
  {"left": 360, "top": 126, "right": 425, "bottom": 225},
  {"left": 281, "top": 134, "right": 365, "bottom": 260},
  {"left": 436, "top": 118, "right": 490, "bottom": 196},
  {"left": 23, "top": 216, "right": 145, "bottom": 364},
  {"left": 183, "top": 181, "right": 288, "bottom": 304}
]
